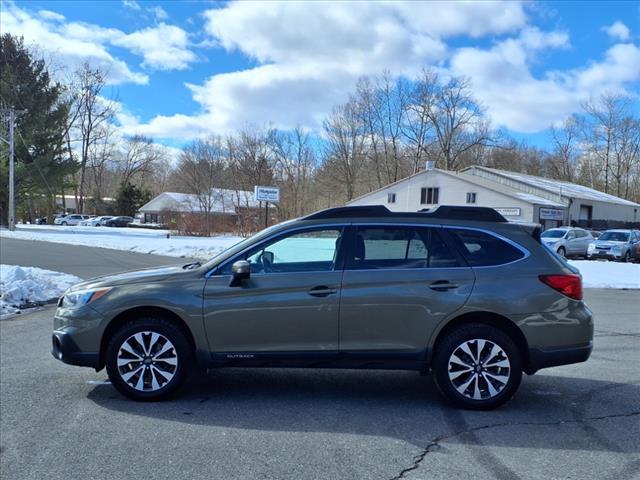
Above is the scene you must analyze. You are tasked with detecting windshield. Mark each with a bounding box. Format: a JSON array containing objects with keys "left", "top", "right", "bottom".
[
  {"left": 541, "top": 229, "right": 567, "bottom": 239},
  {"left": 201, "top": 220, "right": 298, "bottom": 272},
  {"left": 599, "top": 231, "right": 629, "bottom": 242}
]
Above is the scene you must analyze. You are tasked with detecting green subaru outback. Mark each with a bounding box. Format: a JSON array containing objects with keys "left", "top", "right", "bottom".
[{"left": 52, "top": 205, "right": 593, "bottom": 409}]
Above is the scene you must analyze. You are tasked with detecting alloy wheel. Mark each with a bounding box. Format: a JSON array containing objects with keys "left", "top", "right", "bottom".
[
  {"left": 117, "top": 331, "right": 178, "bottom": 392},
  {"left": 447, "top": 338, "right": 511, "bottom": 400}
]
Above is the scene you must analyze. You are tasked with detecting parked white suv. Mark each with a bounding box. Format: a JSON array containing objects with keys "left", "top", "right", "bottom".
[{"left": 54, "top": 214, "right": 90, "bottom": 226}]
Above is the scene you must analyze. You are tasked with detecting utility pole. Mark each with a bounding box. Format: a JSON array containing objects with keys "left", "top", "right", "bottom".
[{"left": 0, "top": 108, "right": 26, "bottom": 231}]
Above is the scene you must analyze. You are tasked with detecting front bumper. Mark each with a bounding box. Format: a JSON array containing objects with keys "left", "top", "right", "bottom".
[
  {"left": 52, "top": 330, "right": 99, "bottom": 368},
  {"left": 587, "top": 250, "right": 622, "bottom": 260},
  {"left": 52, "top": 305, "right": 105, "bottom": 370}
]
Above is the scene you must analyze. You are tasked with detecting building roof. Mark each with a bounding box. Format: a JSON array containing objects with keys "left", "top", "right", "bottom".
[
  {"left": 139, "top": 189, "right": 258, "bottom": 214},
  {"left": 347, "top": 168, "right": 564, "bottom": 207},
  {"left": 464, "top": 166, "right": 640, "bottom": 207}
]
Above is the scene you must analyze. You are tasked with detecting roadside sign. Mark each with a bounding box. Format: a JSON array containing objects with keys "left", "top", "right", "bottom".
[
  {"left": 254, "top": 186, "right": 280, "bottom": 203},
  {"left": 494, "top": 207, "right": 521, "bottom": 217},
  {"left": 540, "top": 208, "right": 564, "bottom": 220}
]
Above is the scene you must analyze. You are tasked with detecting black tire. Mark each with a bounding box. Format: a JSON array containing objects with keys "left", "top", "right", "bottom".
[
  {"left": 61, "top": 221, "right": 67, "bottom": 226},
  {"left": 106, "top": 317, "right": 193, "bottom": 401},
  {"left": 433, "top": 323, "right": 522, "bottom": 410},
  {"left": 557, "top": 247, "right": 566, "bottom": 258},
  {"left": 622, "top": 251, "right": 630, "bottom": 263}
]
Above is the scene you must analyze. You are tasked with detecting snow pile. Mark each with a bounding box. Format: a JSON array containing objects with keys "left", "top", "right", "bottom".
[
  {"left": 1, "top": 225, "right": 243, "bottom": 260},
  {"left": 568, "top": 260, "right": 640, "bottom": 289},
  {"left": 0, "top": 265, "right": 81, "bottom": 317}
]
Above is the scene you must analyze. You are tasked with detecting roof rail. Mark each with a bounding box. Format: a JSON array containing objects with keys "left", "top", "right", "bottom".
[{"left": 305, "top": 205, "right": 507, "bottom": 222}]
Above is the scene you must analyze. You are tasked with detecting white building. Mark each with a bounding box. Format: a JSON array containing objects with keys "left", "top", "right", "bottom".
[
  {"left": 139, "top": 189, "right": 258, "bottom": 224},
  {"left": 347, "top": 166, "right": 640, "bottom": 230}
]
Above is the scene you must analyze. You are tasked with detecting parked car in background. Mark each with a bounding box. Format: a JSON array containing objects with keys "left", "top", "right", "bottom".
[
  {"left": 53, "top": 205, "right": 593, "bottom": 410},
  {"left": 541, "top": 227, "right": 593, "bottom": 258},
  {"left": 34, "top": 216, "right": 47, "bottom": 225},
  {"left": 104, "top": 216, "right": 133, "bottom": 227},
  {"left": 54, "top": 214, "right": 90, "bottom": 226},
  {"left": 587, "top": 229, "right": 640, "bottom": 262},
  {"left": 79, "top": 216, "right": 113, "bottom": 226},
  {"left": 589, "top": 230, "right": 602, "bottom": 239}
]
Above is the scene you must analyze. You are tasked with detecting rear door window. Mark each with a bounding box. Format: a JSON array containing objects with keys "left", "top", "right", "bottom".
[
  {"left": 446, "top": 228, "right": 525, "bottom": 266},
  {"left": 346, "top": 226, "right": 460, "bottom": 270}
]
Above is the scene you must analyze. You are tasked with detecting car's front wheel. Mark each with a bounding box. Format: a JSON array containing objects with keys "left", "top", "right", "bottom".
[
  {"left": 557, "top": 247, "right": 566, "bottom": 258},
  {"left": 622, "top": 251, "right": 630, "bottom": 263},
  {"left": 433, "top": 324, "right": 522, "bottom": 410},
  {"left": 106, "top": 318, "right": 193, "bottom": 401}
]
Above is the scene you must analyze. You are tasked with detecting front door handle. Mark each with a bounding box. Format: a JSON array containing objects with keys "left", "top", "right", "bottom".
[
  {"left": 428, "top": 280, "right": 459, "bottom": 292},
  {"left": 308, "top": 286, "right": 338, "bottom": 297}
]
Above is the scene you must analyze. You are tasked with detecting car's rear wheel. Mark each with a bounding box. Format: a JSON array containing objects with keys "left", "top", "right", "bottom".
[
  {"left": 106, "top": 318, "right": 193, "bottom": 401},
  {"left": 433, "top": 324, "right": 522, "bottom": 410}
]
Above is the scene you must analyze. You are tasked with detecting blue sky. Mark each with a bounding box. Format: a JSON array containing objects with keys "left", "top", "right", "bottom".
[{"left": 2, "top": 0, "right": 639, "bottom": 149}]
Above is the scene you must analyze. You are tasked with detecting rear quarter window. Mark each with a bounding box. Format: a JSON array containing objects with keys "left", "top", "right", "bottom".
[{"left": 447, "top": 229, "right": 526, "bottom": 267}]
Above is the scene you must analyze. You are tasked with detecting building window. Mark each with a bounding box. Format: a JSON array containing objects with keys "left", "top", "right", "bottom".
[
  {"left": 420, "top": 187, "right": 439, "bottom": 204},
  {"left": 466, "top": 192, "right": 477, "bottom": 204},
  {"left": 387, "top": 193, "right": 396, "bottom": 204}
]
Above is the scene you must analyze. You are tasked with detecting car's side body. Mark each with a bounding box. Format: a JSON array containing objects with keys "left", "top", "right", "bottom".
[{"left": 53, "top": 211, "right": 593, "bottom": 381}]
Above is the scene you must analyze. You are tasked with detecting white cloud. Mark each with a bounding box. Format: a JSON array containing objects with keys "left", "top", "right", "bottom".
[
  {"left": 113, "top": 23, "right": 197, "bottom": 71},
  {"left": 122, "top": 0, "right": 141, "bottom": 11},
  {"left": 450, "top": 29, "right": 640, "bottom": 132},
  {"left": 602, "top": 21, "right": 631, "bottom": 41},
  {"left": 151, "top": 6, "right": 168, "bottom": 21},
  {"left": 131, "top": 0, "right": 526, "bottom": 139},
  {"left": 1, "top": 2, "right": 198, "bottom": 81},
  {"left": 37, "top": 10, "right": 65, "bottom": 21},
  {"left": 1, "top": 2, "right": 148, "bottom": 85}
]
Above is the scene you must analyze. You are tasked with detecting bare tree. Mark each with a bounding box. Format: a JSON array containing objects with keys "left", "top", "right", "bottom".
[
  {"left": 548, "top": 115, "right": 582, "bottom": 181},
  {"left": 322, "top": 99, "right": 367, "bottom": 201},
  {"left": 174, "top": 136, "right": 228, "bottom": 236},
  {"left": 269, "top": 127, "right": 316, "bottom": 218},
  {"left": 67, "top": 63, "right": 115, "bottom": 212},
  {"left": 118, "top": 135, "right": 166, "bottom": 186},
  {"left": 404, "top": 68, "right": 437, "bottom": 173}
]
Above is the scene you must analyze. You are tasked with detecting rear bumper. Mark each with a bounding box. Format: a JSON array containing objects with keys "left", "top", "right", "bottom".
[
  {"left": 52, "top": 330, "right": 99, "bottom": 369},
  {"left": 526, "top": 342, "right": 592, "bottom": 374}
]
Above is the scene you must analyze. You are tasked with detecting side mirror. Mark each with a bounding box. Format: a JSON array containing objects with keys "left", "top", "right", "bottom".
[{"left": 229, "top": 260, "right": 250, "bottom": 287}]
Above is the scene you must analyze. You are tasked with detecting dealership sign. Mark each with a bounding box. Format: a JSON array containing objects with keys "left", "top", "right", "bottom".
[
  {"left": 494, "top": 207, "right": 521, "bottom": 217},
  {"left": 539, "top": 208, "right": 564, "bottom": 220},
  {"left": 254, "top": 186, "right": 280, "bottom": 203}
]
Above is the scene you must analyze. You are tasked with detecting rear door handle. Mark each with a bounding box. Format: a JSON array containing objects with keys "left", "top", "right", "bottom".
[
  {"left": 308, "top": 286, "right": 338, "bottom": 297},
  {"left": 428, "top": 280, "right": 459, "bottom": 292}
]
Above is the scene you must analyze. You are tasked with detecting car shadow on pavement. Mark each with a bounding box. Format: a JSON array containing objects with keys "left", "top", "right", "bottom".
[{"left": 87, "top": 368, "right": 640, "bottom": 453}]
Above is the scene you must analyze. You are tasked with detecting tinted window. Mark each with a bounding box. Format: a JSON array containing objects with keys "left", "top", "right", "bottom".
[
  {"left": 346, "top": 227, "right": 459, "bottom": 270},
  {"left": 222, "top": 228, "right": 342, "bottom": 274},
  {"left": 447, "top": 229, "right": 525, "bottom": 266}
]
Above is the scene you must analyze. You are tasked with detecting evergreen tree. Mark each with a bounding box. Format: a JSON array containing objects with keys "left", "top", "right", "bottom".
[
  {"left": 0, "top": 34, "right": 76, "bottom": 223},
  {"left": 115, "top": 182, "right": 151, "bottom": 217}
]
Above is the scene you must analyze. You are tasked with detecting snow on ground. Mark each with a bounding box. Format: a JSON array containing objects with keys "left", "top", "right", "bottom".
[
  {"left": 0, "top": 265, "right": 81, "bottom": 318},
  {"left": 1, "top": 225, "right": 243, "bottom": 260},
  {"left": 568, "top": 260, "right": 640, "bottom": 289}
]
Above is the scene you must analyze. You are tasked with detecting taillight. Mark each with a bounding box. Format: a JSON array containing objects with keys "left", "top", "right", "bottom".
[{"left": 539, "top": 274, "right": 583, "bottom": 300}]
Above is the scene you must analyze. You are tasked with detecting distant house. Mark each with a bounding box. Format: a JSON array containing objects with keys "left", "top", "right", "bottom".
[
  {"left": 139, "top": 189, "right": 258, "bottom": 227},
  {"left": 348, "top": 165, "right": 639, "bottom": 230}
]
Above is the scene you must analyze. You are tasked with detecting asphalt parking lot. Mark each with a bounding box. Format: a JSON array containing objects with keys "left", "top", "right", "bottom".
[{"left": 1, "top": 242, "right": 639, "bottom": 480}]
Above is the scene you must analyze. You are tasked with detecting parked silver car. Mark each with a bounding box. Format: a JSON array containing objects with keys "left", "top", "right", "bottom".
[
  {"left": 541, "top": 227, "right": 594, "bottom": 258},
  {"left": 79, "top": 216, "right": 113, "bottom": 226},
  {"left": 587, "top": 229, "right": 640, "bottom": 262}
]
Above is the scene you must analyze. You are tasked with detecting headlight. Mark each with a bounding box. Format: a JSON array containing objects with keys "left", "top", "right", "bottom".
[
  {"left": 61, "top": 288, "right": 111, "bottom": 308},
  {"left": 587, "top": 243, "right": 595, "bottom": 252}
]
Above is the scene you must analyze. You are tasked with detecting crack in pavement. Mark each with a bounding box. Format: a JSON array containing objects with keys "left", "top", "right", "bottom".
[{"left": 388, "top": 411, "right": 640, "bottom": 480}]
